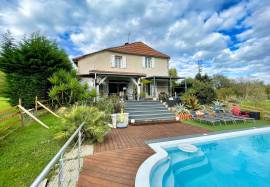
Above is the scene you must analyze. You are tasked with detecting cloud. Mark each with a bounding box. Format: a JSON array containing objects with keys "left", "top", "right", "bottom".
[{"left": 0, "top": 0, "right": 269, "bottom": 83}]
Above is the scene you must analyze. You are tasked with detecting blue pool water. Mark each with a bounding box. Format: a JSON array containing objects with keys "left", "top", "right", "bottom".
[{"left": 150, "top": 132, "right": 270, "bottom": 187}]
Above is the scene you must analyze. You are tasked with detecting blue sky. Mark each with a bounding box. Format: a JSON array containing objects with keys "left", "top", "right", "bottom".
[{"left": 0, "top": 0, "right": 269, "bottom": 83}]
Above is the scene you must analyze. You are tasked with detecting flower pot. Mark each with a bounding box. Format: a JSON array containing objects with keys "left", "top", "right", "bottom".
[
  {"left": 117, "top": 122, "right": 127, "bottom": 128},
  {"left": 111, "top": 113, "right": 129, "bottom": 128},
  {"left": 176, "top": 114, "right": 192, "bottom": 120}
]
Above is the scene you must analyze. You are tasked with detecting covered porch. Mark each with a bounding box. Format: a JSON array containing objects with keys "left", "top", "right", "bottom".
[
  {"left": 81, "top": 70, "right": 146, "bottom": 100},
  {"left": 144, "top": 76, "right": 187, "bottom": 99}
]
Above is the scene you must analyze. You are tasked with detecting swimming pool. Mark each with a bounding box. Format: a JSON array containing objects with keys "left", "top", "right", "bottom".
[{"left": 136, "top": 127, "right": 270, "bottom": 187}]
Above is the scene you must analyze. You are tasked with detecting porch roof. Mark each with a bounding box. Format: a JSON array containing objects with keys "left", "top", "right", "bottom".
[
  {"left": 145, "top": 76, "right": 185, "bottom": 80},
  {"left": 79, "top": 70, "right": 146, "bottom": 78}
]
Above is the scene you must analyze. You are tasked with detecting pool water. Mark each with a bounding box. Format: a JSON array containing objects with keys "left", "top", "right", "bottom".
[{"left": 150, "top": 132, "right": 270, "bottom": 187}]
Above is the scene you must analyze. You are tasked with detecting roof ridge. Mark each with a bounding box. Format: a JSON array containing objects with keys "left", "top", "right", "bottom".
[{"left": 73, "top": 41, "right": 170, "bottom": 62}]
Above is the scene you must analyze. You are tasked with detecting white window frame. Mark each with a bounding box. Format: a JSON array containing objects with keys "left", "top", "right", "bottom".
[
  {"left": 144, "top": 56, "right": 152, "bottom": 68},
  {"left": 114, "top": 55, "right": 122, "bottom": 68}
]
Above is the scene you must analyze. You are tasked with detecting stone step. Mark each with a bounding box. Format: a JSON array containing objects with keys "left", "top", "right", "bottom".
[
  {"left": 130, "top": 113, "right": 175, "bottom": 120},
  {"left": 126, "top": 109, "right": 169, "bottom": 115},
  {"left": 130, "top": 116, "right": 176, "bottom": 123},
  {"left": 129, "top": 112, "right": 174, "bottom": 118},
  {"left": 125, "top": 103, "right": 164, "bottom": 107}
]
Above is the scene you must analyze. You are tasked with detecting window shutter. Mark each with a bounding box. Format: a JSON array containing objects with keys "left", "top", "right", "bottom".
[
  {"left": 142, "top": 56, "right": 145, "bottom": 68},
  {"left": 122, "top": 56, "right": 127, "bottom": 68},
  {"left": 152, "top": 57, "right": 155, "bottom": 68},
  {"left": 111, "top": 55, "right": 115, "bottom": 67}
]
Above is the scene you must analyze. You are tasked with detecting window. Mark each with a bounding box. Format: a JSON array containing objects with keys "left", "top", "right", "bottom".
[
  {"left": 115, "top": 56, "right": 122, "bottom": 68},
  {"left": 145, "top": 57, "right": 152, "bottom": 68}
]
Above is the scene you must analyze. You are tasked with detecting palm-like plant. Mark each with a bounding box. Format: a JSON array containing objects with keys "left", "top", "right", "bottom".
[
  {"left": 62, "top": 105, "right": 111, "bottom": 143},
  {"left": 48, "top": 69, "right": 90, "bottom": 107},
  {"left": 212, "top": 100, "right": 224, "bottom": 112},
  {"left": 183, "top": 94, "right": 200, "bottom": 110},
  {"left": 175, "top": 103, "right": 190, "bottom": 114}
]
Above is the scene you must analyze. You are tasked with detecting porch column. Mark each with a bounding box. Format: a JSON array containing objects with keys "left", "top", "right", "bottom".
[
  {"left": 130, "top": 77, "right": 140, "bottom": 101},
  {"left": 153, "top": 77, "right": 156, "bottom": 98},
  {"left": 137, "top": 82, "right": 140, "bottom": 101},
  {"left": 169, "top": 77, "right": 172, "bottom": 97},
  {"left": 96, "top": 76, "right": 107, "bottom": 98}
]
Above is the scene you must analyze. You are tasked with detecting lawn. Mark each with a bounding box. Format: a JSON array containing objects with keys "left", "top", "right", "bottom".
[
  {"left": 241, "top": 100, "right": 270, "bottom": 111},
  {"left": 184, "top": 119, "right": 270, "bottom": 132},
  {"left": 0, "top": 97, "right": 10, "bottom": 110},
  {"left": 0, "top": 113, "right": 66, "bottom": 187}
]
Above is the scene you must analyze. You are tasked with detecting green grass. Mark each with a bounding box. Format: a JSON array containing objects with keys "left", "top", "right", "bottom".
[
  {"left": 0, "top": 71, "right": 6, "bottom": 96},
  {"left": 0, "top": 113, "right": 66, "bottom": 187},
  {"left": 184, "top": 119, "right": 270, "bottom": 132},
  {"left": 241, "top": 100, "right": 270, "bottom": 112},
  {"left": 0, "top": 97, "right": 11, "bottom": 110}
]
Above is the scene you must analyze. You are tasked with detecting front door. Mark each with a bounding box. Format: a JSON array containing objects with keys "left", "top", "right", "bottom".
[{"left": 108, "top": 82, "right": 128, "bottom": 96}]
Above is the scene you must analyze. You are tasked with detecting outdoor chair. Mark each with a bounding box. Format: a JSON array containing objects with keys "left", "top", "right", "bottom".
[
  {"left": 224, "top": 109, "right": 255, "bottom": 123},
  {"left": 201, "top": 113, "right": 221, "bottom": 125}
]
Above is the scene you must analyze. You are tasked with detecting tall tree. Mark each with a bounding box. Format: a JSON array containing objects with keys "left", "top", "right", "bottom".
[{"left": 0, "top": 32, "right": 72, "bottom": 107}]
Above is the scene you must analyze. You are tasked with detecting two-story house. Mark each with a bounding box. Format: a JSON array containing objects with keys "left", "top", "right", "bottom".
[{"left": 73, "top": 42, "right": 176, "bottom": 100}]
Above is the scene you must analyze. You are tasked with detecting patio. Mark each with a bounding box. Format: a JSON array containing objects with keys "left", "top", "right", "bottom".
[{"left": 77, "top": 122, "right": 208, "bottom": 187}]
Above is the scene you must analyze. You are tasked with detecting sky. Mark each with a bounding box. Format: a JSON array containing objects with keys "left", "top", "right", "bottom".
[{"left": 0, "top": 0, "right": 270, "bottom": 83}]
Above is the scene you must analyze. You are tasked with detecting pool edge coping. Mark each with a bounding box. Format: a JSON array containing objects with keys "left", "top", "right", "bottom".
[{"left": 135, "top": 126, "right": 270, "bottom": 187}]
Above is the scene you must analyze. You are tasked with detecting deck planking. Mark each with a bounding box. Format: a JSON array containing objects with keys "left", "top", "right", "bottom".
[{"left": 77, "top": 122, "right": 208, "bottom": 187}]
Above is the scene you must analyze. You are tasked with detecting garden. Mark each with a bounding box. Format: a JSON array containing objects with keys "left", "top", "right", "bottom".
[
  {"left": 0, "top": 32, "right": 119, "bottom": 186},
  {"left": 168, "top": 68, "right": 270, "bottom": 131},
  {"left": 0, "top": 32, "right": 270, "bottom": 186}
]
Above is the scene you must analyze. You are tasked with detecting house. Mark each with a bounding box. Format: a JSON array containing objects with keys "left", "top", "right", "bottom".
[{"left": 73, "top": 42, "right": 182, "bottom": 100}]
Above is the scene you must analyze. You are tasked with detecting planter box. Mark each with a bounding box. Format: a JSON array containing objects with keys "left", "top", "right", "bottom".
[{"left": 111, "top": 113, "right": 129, "bottom": 128}]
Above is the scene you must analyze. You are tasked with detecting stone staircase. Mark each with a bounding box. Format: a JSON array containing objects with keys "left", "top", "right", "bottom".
[{"left": 125, "top": 100, "right": 176, "bottom": 124}]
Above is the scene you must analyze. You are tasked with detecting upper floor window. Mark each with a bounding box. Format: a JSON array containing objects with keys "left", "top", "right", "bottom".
[
  {"left": 143, "top": 56, "right": 154, "bottom": 68},
  {"left": 115, "top": 55, "right": 122, "bottom": 68},
  {"left": 112, "top": 55, "right": 126, "bottom": 68}
]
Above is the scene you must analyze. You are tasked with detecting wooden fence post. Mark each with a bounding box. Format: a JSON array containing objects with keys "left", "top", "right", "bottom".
[{"left": 19, "top": 98, "right": 24, "bottom": 127}]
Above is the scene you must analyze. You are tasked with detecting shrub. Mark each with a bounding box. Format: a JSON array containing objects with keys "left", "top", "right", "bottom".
[
  {"left": 212, "top": 100, "right": 224, "bottom": 112},
  {"left": 0, "top": 32, "right": 72, "bottom": 108},
  {"left": 175, "top": 103, "right": 190, "bottom": 114},
  {"left": 48, "top": 69, "right": 90, "bottom": 107},
  {"left": 94, "top": 96, "right": 123, "bottom": 114},
  {"left": 62, "top": 105, "right": 111, "bottom": 143},
  {"left": 182, "top": 93, "right": 200, "bottom": 110}
]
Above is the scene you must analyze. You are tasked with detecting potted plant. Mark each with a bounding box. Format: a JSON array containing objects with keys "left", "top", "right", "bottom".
[
  {"left": 116, "top": 106, "right": 129, "bottom": 128},
  {"left": 175, "top": 103, "right": 192, "bottom": 120}
]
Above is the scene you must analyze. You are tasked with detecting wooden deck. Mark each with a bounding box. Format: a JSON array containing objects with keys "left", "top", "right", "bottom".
[{"left": 77, "top": 122, "right": 208, "bottom": 187}]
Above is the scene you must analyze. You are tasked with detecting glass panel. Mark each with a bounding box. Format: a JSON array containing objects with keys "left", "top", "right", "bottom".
[{"left": 115, "top": 56, "right": 122, "bottom": 68}]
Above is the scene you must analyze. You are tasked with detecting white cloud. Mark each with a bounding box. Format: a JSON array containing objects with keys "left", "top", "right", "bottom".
[{"left": 0, "top": 0, "right": 269, "bottom": 83}]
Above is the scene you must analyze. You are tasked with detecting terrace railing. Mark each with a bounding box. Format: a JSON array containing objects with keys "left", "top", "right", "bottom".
[{"left": 30, "top": 122, "right": 85, "bottom": 187}]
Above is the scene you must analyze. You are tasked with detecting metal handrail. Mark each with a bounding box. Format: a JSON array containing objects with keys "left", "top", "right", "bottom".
[{"left": 30, "top": 122, "right": 85, "bottom": 187}]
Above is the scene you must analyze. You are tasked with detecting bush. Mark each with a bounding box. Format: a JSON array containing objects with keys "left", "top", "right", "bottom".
[
  {"left": 48, "top": 69, "right": 90, "bottom": 107},
  {"left": 182, "top": 94, "right": 200, "bottom": 110},
  {"left": 62, "top": 105, "right": 111, "bottom": 143},
  {"left": 0, "top": 32, "right": 72, "bottom": 108},
  {"left": 94, "top": 96, "right": 123, "bottom": 114}
]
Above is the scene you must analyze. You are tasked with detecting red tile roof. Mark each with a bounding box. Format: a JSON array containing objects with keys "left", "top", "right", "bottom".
[{"left": 73, "top": 42, "right": 170, "bottom": 63}]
